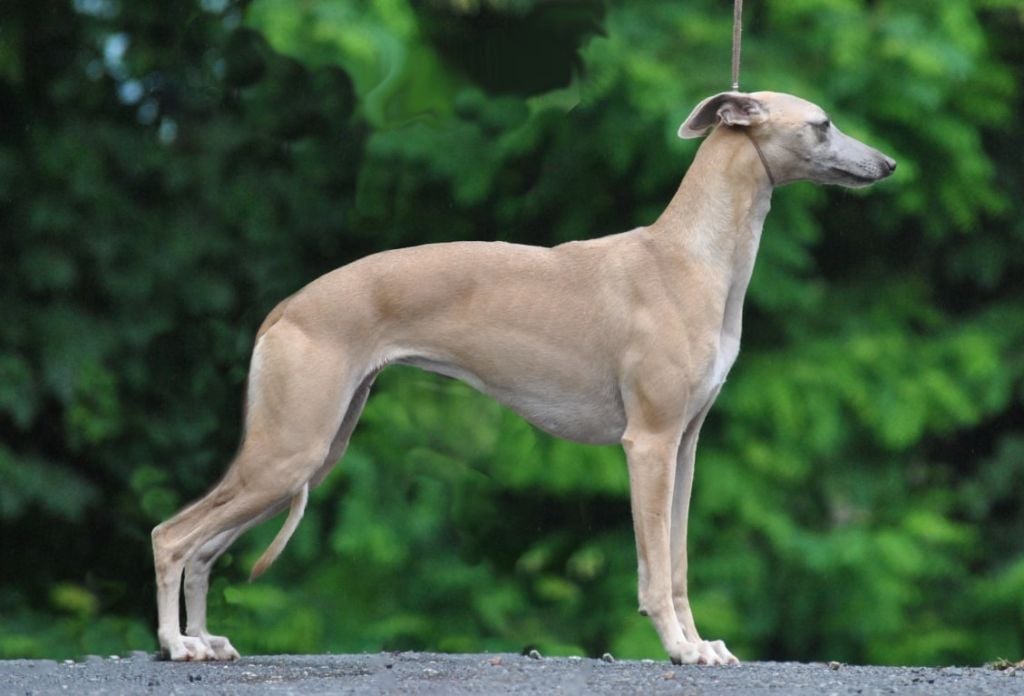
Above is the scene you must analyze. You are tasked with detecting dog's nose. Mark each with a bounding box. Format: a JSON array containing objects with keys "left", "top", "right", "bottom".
[{"left": 882, "top": 155, "right": 897, "bottom": 174}]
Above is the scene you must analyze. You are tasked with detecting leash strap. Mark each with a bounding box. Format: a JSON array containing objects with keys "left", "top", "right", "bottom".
[
  {"left": 731, "top": 0, "right": 743, "bottom": 91},
  {"left": 733, "top": 0, "right": 770, "bottom": 184}
]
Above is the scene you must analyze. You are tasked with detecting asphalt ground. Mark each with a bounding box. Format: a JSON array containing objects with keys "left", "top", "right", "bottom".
[{"left": 3, "top": 651, "right": 1023, "bottom": 695}]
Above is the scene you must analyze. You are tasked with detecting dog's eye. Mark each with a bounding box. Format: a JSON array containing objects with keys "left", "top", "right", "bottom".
[{"left": 808, "top": 119, "right": 830, "bottom": 140}]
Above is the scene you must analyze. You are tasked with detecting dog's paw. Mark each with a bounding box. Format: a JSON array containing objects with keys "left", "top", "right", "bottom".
[
  {"left": 202, "top": 634, "right": 241, "bottom": 661},
  {"left": 696, "top": 639, "right": 739, "bottom": 665},
  {"left": 668, "top": 639, "right": 739, "bottom": 666},
  {"left": 163, "top": 635, "right": 216, "bottom": 661},
  {"left": 668, "top": 641, "right": 703, "bottom": 665}
]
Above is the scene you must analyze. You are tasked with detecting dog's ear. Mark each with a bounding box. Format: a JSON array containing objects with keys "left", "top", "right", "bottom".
[{"left": 678, "top": 92, "right": 769, "bottom": 139}]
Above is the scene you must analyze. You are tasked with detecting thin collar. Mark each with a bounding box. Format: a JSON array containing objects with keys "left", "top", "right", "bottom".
[{"left": 743, "top": 130, "right": 776, "bottom": 187}]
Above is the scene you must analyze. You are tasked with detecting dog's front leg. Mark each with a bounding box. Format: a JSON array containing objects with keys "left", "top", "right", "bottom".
[
  {"left": 622, "top": 428, "right": 703, "bottom": 665},
  {"left": 669, "top": 391, "right": 739, "bottom": 665}
]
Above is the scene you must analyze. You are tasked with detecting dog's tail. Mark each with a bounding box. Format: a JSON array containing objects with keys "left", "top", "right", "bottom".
[{"left": 249, "top": 482, "right": 309, "bottom": 581}]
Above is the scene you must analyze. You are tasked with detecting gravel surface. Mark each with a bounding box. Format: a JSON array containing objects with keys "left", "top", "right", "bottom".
[{"left": 3, "top": 652, "right": 1023, "bottom": 695}]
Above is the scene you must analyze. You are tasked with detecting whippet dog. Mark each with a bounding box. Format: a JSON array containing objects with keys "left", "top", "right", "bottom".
[{"left": 152, "top": 91, "right": 896, "bottom": 664}]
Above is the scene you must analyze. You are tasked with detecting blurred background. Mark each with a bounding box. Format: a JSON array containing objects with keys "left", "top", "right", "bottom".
[{"left": 1, "top": 0, "right": 1022, "bottom": 665}]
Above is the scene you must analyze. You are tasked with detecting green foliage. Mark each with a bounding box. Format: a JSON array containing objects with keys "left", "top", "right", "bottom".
[{"left": 1, "top": 0, "right": 1022, "bottom": 666}]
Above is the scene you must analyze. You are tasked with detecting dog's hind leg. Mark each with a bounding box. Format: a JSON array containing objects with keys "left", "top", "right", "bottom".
[
  {"left": 179, "top": 375, "right": 375, "bottom": 656},
  {"left": 174, "top": 369, "right": 379, "bottom": 661},
  {"left": 153, "top": 319, "right": 366, "bottom": 661},
  {"left": 153, "top": 444, "right": 331, "bottom": 660},
  {"left": 182, "top": 526, "right": 246, "bottom": 660},
  {"left": 181, "top": 501, "right": 286, "bottom": 660},
  {"left": 247, "top": 370, "right": 378, "bottom": 579}
]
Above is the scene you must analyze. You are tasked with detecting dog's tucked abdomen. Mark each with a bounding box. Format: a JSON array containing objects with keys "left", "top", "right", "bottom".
[{"left": 396, "top": 352, "right": 627, "bottom": 445}]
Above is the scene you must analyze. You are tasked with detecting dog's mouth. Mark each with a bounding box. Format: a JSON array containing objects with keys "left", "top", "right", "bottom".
[{"left": 829, "top": 166, "right": 883, "bottom": 187}]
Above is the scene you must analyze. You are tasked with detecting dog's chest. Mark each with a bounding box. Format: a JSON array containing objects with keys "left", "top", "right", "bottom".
[
  {"left": 709, "top": 333, "right": 740, "bottom": 390},
  {"left": 679, "top": 315, "right": 742, "bottom": 415}
]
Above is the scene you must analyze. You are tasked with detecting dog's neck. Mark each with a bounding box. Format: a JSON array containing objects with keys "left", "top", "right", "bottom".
[{"left": 651, "top": 126, "right": 774, "bottom": 275}]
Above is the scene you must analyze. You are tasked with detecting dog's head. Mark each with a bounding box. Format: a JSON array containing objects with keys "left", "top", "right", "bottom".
[{"left": 679, "top": 91, "right": 896, "bottom": 188}]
